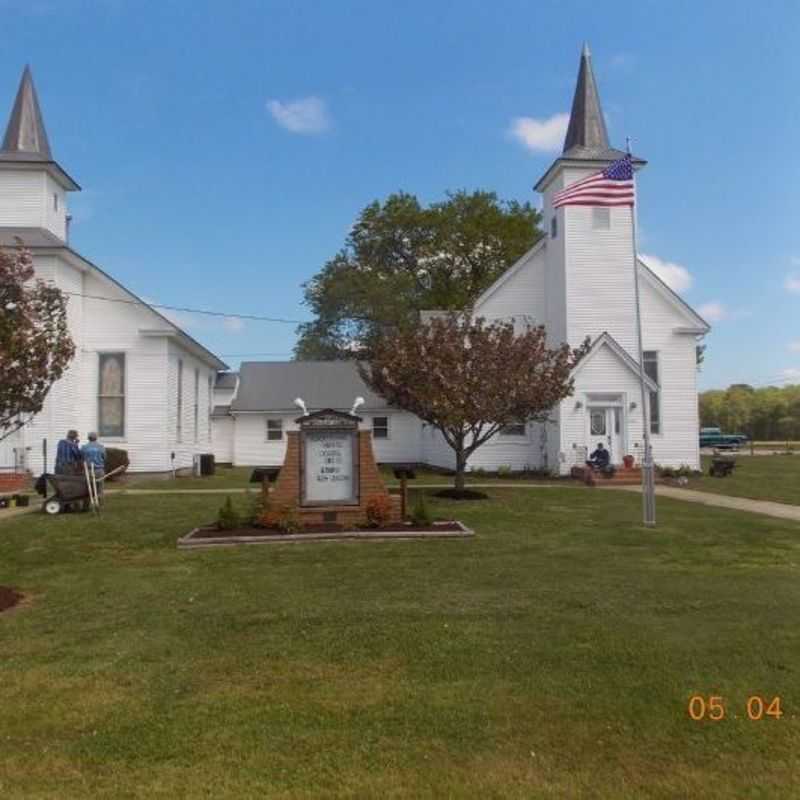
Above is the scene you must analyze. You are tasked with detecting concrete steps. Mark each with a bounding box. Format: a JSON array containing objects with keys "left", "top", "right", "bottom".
[{"left": 570, "top": 466, "right": 643, "bottom": 486}]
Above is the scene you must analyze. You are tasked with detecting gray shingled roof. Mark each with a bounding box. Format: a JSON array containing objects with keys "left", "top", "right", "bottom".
[
  {"left": 231, "top": 361, "right": 390, "bottom": 413},
  {"left": 0, "top": 226, "right": 64, "bottom": 247},
  {"left": 215, "top": 372, "right": 238, "bottom": 389}
]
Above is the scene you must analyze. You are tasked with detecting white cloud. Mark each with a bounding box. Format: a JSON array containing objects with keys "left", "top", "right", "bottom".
[
  {"left": 780, "top": 367, "right": 800, "bottom": 382},
  {"left": 640, "top": 253, "right": 693, "bottom": 293},
  {"left": 267, "top": 96, "right": 330, "bottom": 134},
  {"left": 223, "top": 316, "right": 245, "bottom": 333},
  {"left": 698, "top": 301, "right": 728, "bottom": 322},
  {"left": 789, "top": 341, "right": 800, "bottom": 353},
  {"left": 508, "top": 112, "right": 569, "bottom": 154},
  {"left": 785, "top": 274, "right": 800, "bottom": 293}
]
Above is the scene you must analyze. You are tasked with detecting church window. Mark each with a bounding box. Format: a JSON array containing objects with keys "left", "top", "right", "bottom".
[
  {"left": 53, "top": 193, "right": 58, "bottom": 212},
  {"left": 643, "top": 351, "right": 660, "bottom": 434},
  {"left": 592, "top": 207, "right": 610, "bottom": 230},
  {"left": 177, "top": 359, "right": 184, "bottom": 442},
  {"left": 267, "top": 419, "right": 283, "bottom": 441},
  {"left": 193, "top": 368, "right": 200, "bottom": 443},
  {"left": 98, "top": 353, "right": 125, "bottom": 437},
  {"left": 550, "top": 216, "right": 557, "bottom": 238}
]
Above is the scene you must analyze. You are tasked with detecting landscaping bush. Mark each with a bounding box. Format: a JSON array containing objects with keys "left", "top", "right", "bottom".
[
  {"left": 365, "top": 494, "right": 393, "bottom": 528},
  {"left": 496, "top": 465, "right": 513, "bottom": 479},
  {"left": 216, "top": 496, "right": 241, "bottom": 530},
  {"left": 275, "top": 506, "right": 301, "bottom": 534},
  {"left": 104, "top": 447, "right": 130, "bottom": 480},
  {"left": 244, "top": 489, "right": 269, "bottom": 526},
  {"left": 410, "top": 491, "right": 433, "bottom": 526}
]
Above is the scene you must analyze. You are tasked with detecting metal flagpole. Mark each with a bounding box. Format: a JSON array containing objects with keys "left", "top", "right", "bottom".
[{"left": 627, "top": 140, "right": 656, "bottom": 527}]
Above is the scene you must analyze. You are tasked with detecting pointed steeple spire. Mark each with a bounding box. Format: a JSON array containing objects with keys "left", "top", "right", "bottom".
[
  {"left": 1, "top": 65, "right": 52, "bottom": 159},
  {"left": 562, "top": 43, "right": 610, "bottom": 157}
]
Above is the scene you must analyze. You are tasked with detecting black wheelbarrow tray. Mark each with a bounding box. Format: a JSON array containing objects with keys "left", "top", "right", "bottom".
[{"left": 40, "top": 473, "right": 92, "bottom": 515}]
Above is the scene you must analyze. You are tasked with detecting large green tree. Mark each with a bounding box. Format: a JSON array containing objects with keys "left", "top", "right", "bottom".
[{"left": 295, "top": 190, "right": 542, "bottom": 359}]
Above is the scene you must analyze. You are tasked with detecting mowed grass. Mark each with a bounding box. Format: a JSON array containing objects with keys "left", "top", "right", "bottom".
[
  {"left": 1, "top": 489, "right": 799, "bottom": 798},
  {"left": 687, "top": 455, "right": 800, "bottom": 506}
]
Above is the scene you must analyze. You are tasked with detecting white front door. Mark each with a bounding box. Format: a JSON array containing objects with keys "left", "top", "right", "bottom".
[{"left": 588, "top": 406, "right": 624, "bottom": 464}]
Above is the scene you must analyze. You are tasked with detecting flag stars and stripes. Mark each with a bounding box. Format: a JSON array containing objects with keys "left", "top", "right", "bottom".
[{"left": 552, "top": 154, "right": 635, "bottom": 208}]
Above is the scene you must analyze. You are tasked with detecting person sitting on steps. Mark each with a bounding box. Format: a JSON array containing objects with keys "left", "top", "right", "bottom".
[{"left": 586, "top": 442, "right": 613, "bottom": 473}]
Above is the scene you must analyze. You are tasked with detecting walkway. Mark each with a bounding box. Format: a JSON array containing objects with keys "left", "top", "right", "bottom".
[{"left": 610, "top": 484, "right": 800, "bottom": 523}]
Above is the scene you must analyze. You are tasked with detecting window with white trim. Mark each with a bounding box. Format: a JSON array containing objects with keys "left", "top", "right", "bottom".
[
  {"left": 193, "top": 368, "right": 200, "bottom": 443},
  {"left": 500, "top": 421, "right": 527, "bottom": 437},
  {"left": 643, "top": 351, "right": 660, "bottom": 434},
  {"left": 176, "top": 359, "right": 183, "bottom": 442},
  {"left": 266, "top": 418, "right": 283, "bottom": 441},
  {"left": 592, "top": 207, "right": 610, "bottom": 230},
  {"left": 550, "top": 216, "right": 557, "bottom": 238},
  {"left": 98, "top": 353, "right": 125, "bottom": 437},
  {"left": 372, "top": 416, "right": 389, "bottom": 439}
]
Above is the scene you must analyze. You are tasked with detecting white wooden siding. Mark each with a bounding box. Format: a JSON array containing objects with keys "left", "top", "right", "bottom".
[
  {"left": 211, "top": 416, "right": 234, "bottom": 463},
  {"left": 0, "top": 170, "right": 45, "bottom": 229},
  {"left": 230, "top": 411, "right": 422, "bottom": 466}
]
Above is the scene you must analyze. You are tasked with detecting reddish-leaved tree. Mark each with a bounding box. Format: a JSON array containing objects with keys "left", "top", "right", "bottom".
[
  {"left": 359, "top": 314, "right": 589, "bottom": 493},
  {"left": 0, "top": 244, "right": 75, "bottom": 442}
]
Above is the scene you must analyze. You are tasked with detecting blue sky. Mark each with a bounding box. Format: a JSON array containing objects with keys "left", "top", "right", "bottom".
[{"left": 2, "top": 0, "right": 798, "bottom": 389}]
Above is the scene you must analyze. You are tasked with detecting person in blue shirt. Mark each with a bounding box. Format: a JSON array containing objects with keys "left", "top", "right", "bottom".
[
  {"left": 81, "top": 432, "right": 106, "bottom": 501},
  {"left": 55, "top": 430, "right": 82, "bottom": 474},
  {"left": 587, "top": 442, "right": 611, "bottom": 470}
]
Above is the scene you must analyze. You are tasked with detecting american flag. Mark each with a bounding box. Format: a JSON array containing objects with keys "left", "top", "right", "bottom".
[{"left": 552, "top": 154, "right": 635, "bottom": 208}]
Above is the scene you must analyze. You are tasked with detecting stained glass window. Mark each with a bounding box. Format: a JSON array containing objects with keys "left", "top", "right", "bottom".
[{"left": 98, "top": 353, "right": 125, "bottom": 437}]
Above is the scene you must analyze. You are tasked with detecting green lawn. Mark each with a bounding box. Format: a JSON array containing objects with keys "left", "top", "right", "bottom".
[
  {"left": 687, "top": 455, "right": 800, "bottom": 506},
  {"left": 1, "top": 489, "right": 799, "bottom": 797}
]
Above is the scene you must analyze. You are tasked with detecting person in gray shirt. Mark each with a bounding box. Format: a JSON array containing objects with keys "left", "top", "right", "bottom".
[{"left": 81, "top": 432, "right": 106, "bottom": 501}]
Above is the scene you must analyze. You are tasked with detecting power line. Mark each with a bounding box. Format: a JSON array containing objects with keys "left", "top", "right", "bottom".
[{"left": 62, "top": 290, "right": 306, "bottom": 325}]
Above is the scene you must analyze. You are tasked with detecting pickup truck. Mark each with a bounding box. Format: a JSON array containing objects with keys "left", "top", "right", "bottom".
[{"left": 699, "top": 427, "right": 749, "bottom": 450}]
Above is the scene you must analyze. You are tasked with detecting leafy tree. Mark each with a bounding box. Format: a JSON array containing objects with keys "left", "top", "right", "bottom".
[
  {"left": 359, "top": 314, "right": 588, "bottom": 494},
  {"left": 295, "top": 190, "right": 542, "bottom": 359},
  {"left": 0, "top": 245, "right": 74, "bottom": 442}
]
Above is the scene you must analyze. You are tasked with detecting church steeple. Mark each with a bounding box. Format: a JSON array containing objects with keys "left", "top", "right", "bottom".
[
  {"left": 562, "top": 43, "right": 610, "bottom": 158},
  {"left": 1, "top": 65, "right": 52, "bottom": 159},
  {"left": 0, "top": 66, "right": 78, "bottom": 192},
  {"left": 534, "top": 44, "right": 645, "bottom": 192}
]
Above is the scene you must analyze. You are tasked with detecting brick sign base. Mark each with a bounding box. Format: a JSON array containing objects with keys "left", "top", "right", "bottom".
[{"left": 265, "top": 422, "right": 401, "bottom": 528}]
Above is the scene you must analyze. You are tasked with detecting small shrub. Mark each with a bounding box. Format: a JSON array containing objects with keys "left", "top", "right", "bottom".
[
  {"left": 496, "top": 465, "right": 513, "bottom": 479},
  {"left": 410, "top": 491, "right": 433, "bottom": 526},
  {"left": 244, "top": 489, "right": 269, "bottom": 526},
  {"left": 470, "top": 467, "right": 488, "bottom": 478},
  {"left": 217, "top": 496, "right": 241, "bottom": 530},
  {"left": 365, "top": 493, "right": 393, "bottom": 528},
  {"left": 104, "top": 447, "right": 130, "bottom": 480},
  {"left": 261, "top": 503, "right": 301, "bottom": 534}
]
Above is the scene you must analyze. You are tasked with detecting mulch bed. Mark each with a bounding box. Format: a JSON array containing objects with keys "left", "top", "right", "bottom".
[
  {"left": 0, "top": 586, "right": 23, "bottom": 613},
  {"left": 434, "top": 488, "right": 489, "bottom": 500},
  {"left": 178, "top": 520, "right": 472, "bottom": 548},
  {"left": 190, "top": 521, "right": 466, "bottom": 539}
]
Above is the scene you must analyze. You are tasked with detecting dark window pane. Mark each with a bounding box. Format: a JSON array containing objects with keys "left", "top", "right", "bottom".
[
  {"left": 372, "top": 417, "right": 389, "bottom": 439},
  {"left": 99, "top": 398, "right": 124, "bottom": 437}
]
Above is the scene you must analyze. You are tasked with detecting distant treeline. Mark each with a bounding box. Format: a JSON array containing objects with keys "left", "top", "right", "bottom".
[{"left": 699, "top": 384, "right": 800, "bottom": 440}]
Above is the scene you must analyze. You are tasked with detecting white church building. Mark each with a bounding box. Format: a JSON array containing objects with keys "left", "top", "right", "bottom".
[
  {"left": 1, "top": 47, "right": 708, "bottom": 478},
  {"left": 209, "top": 47, "right": 709, "bottom": 476},
  {"left": 0, "top": 67, "right": 227, "bottom": 476}
]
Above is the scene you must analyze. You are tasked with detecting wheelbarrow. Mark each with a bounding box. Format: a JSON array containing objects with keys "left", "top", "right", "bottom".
[{"left": 39, "top": 472, "right": 93, "bottom": 515}]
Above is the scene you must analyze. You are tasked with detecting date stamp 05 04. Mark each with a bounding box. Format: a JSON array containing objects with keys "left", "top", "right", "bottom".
[{"left": 688, "top": 695, "right": 784, "bottom": 721}]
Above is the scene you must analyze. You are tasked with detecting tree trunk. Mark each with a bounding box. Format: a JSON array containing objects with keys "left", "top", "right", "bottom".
[{"left": 454, "top": 450, "right": 467, "bottom": 492}]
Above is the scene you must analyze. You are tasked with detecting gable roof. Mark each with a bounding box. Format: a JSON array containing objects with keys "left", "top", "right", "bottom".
[
  {"left": 215, "top": 372, "right": 239, "bottom": 389},
  {"left": 637, "top": 257, "right": 710, "bottom": 333},
  {"left": 0, "top": 226, "right": 228, "bottom": 370},
  {"left": 572, "top": 332, "right": 659, "bottom": 391},
  {"left": 231, "top": 361, "right": 391, "bottom": 413}
]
